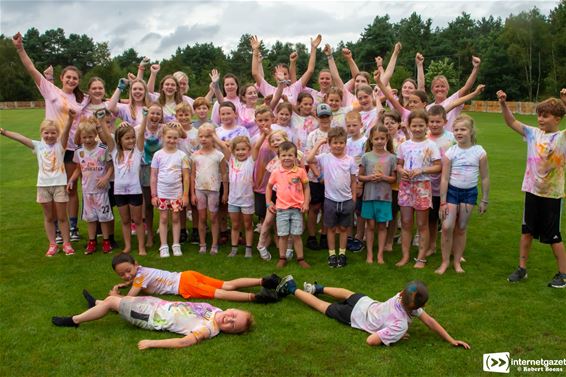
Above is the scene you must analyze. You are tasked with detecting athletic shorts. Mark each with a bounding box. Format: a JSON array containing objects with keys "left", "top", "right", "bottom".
[
  {"left": 82, "top": 192, "right": 114, "bottom": 222},
  {"left": 195, "top": 189, "right": 219, "bottom": 212},
  {"left": 178, "top": 270, "right": 224, "bottom": 299},
  {"left": 522, "top": 192, "right": 563, "bottom": 244},
  {"left": 115, "top": 194, "right": 143, "bottom": 207},
  {"left": 325, "top": 293, "right": 365, "bottom": 325},
  {"left": 254, "top": 192, "right": 267, "bottom": 219},
  {"left": 323, "top": 198, "right": 354, "bottom": 228},
  {"left": 309, "top": 182, "right": 325, "bottom": 205},
  {"left": 119, "top": 296, "right": 161, "bottom": 331},
  {"left": 228, "top": 204, "right": 254, "bottom": 215},
  {"left": 37, "top": 185, "right": 68, "bottom": 204},
  {"left": 447, "top": 184, "right": 478, "bottom": 206},
  {"left": 398, "top": 180, "right": 432, "bottom": 211},
  {"left": 276, "top": 208, "right": 303, "bottom": 236},
  {"left": 108, "top": 181, "right": 116, "bottom": 208},
  {"left": 156, "top": 197, "right": 183, "bottom": 212},
  {"left": 361, "top": 200, "right": 392, "bottom": 223}
]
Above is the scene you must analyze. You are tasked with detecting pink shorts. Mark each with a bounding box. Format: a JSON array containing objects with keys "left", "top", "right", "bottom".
[
  {"left": 195, "top": 189, "right": 219, "bottom": 213},
  {"left": 398, "top": 180, "right": 432, "bottom": 211},
  {"left": 156, "top": 197, "right": 183, "bottom": 212}
]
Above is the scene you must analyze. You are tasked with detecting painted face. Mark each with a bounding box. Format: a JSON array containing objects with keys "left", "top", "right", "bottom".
[
  {"left": 243, "top": 86, "right": 258, "bottom": 104},
  {"left": 148, "top": 105, "right": 162, "bottom": 124},
  {"left": 384, "top": 116, "right": 399, "bottom": 136},
  {"left": 276, "top": 108, "right": 291, "bottom": 126},
  {"left": 329, "top": 136, "right": 346, "bottom": 156},
  {"left": 220, "top": 106, "right": 236, "bottom": 127},
  {"left": 401, "top": 81, "right": 416, "bottom": 99},
  {"left": 279, "top": 149, "right": 296, "bottom": 168},
  {"left": 255, "top": 112, "right": 272, "bottom": 132},
  {"left": 215, "top": 309, "right": 249, "bottom": 334},
  {"left": 41, "top": 126, "right": 59, "bottom": 145},
  {"left": 409, "top": 117, "right": 428, "bottom": 141},
  {"left": 114, "top": 262, "right": 138, "bottom": 282},
  {"left": 407, "top": 95, "right": 425, "bottom": 111},
  {"left": 120, "top": 129, "right": 136, "bottom": 150},
  {"left": 234, "top": 142, "right": 250, "bottom": 161},
  {"left": 326, "top": 94, "right": 341, "bottom": 112},
  {"left": 269, "top": 134, "right": 285, "bottom": 149},
  {"left": 318, "top": 72, "right": 332, "bottom": 90},
  {"left": 372, "top": 131, "right": 388, "bottom": 150},
  {"left": 60, "top": 69, "right": 80, "bottom": 92},
  {"left": 163, "top": 128, "right": 180, "bottom": 149},
  {"left": 537, "top": 112, "right": 561, "bottom": 133},
  {"left": 452, "top": 123, "right": 471, "bottom": 145},
  {"left": 356, "top": 91, "right": 372, "bottom": 110},
  {"left": 431, "top": 79, "right": 449, "bottom": 100},
  {"left": 345, "top": 119, "right": 362, "bottom": 137},
  {"left": 194, "top": 105, "right": 209, "bottom": 120},
  {"left": 298, "top": 97, "right": 313, "bottom": 116},
  {"left": 131, "top": 82, "right": 146, "bottom": 103},
  {"left": 428, "top": 114, "right": 446, "bottom": 136},
  {"left": 88, "top": 80, "right": 105, "bottom": 102},
  {"left": 354, "top": 74, "right": 369, "bottom": 90},
  {"left": 80, "top": 130, "right": 97, "bottom": 148},
  {"left": 178, "top": 77, "right": 189, "bottom": 94},
  {"left": 176, "top": 110, "right": 192, "bottom": 126},
  {"left": 224, "top": 77, "right": 238, "bottom": 98},
  {"left": 162, "top": 78, "right": 178, "bottom": 97}
]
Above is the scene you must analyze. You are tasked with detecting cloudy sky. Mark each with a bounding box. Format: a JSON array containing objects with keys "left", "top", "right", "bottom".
[{"left": 1, "top": 0, "right": 559, "bottom": 60}]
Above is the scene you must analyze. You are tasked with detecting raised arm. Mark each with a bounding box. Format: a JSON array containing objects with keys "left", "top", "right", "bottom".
[
  {"left": 418, "top": 312, "right": 470, "bottom": 349},
  {"left": 137, "top": 56, "right": 150, "bottom": 81},
  {"left": 457, "top": 56, "right": 481, "bottom": 96},
  {"left": 60, "top": 109, "right": 76, "bottom": 150},
  {"left": 269, "top": 65, "right": 289, "bottom": 110},
  {"left": 444, "top": 84, "right": 485, "bottom": 113},
  {"left": 209, "top": 69, "right": 225, "bottom": 104},
  {"left": 381, "top": 42, "right": 402, "bottom": 86},
  {"left": 252, "top": 130, "right": 268, "bottom": 160},
  {"left": 95, "top": 110, "right": 116, "bottom": 151},
  {"left": 416, "top": 53, "right": 425, "bottom": 91},
  {"left": 478, "top": 154, "right": 490, "bottom": 214},
  {"left": 342, "top": 48, "right": 360, "bottom": 80},
  {"left": 298, "top": 34, "right": 322, "bottom": 88},
  {"left": 212, "top": 132, "right": 230, "bottom": 160},
  {"left": 250, "top": 35, "right": 263, "bottom": 85},
  {"left": 560, "top": 88, "right": 566, "bottom": 106},
  {"left": 289, "top": 52, "right": 298, "bottom": 83},
  {"left": 324, "top": 44, "right": 344, "bottom": 89},
  {"left": 147, "top": 64, "right": 160, "bottom": 93},
  {"left": 306, "top": 138, "right": 326, "bottom": 164},
  {"left": 375, "top": 70, "right": 406, "bottom": 115},
  {"left": 107, "top": 78, "right": 128, "bottom": 114},
  {"left": 0, "top": 128, "right": 34, "bottom": 149},
  {"left": 12, "top": 32, "right": 43, "bottom": 86},
  {"left": 43, "top": 65, "right": 54, "bottom": 84},
  {"left": 136, "top": 108, "right": 148, "bottom": 152},
  {"left": 496, "top": 90, "right": 524, "bottom": 136}
]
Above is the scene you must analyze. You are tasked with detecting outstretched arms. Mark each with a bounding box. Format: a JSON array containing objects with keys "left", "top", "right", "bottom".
[
  {"left": 496, "top": 90, "right": 524, "bottom": 136},
  {"left": 457, "top": 56, "right": 481, "bottom": 96},
  {"left": 418, "top": 312, "right": 470, "bottom": 349},
  {"left": 12, "top": 32, "right": 43, "bottom": 87}
]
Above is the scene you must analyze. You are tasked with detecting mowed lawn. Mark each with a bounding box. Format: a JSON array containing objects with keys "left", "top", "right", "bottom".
[{"left": 0, "top": 109, "right": 564, "bottom": 377}]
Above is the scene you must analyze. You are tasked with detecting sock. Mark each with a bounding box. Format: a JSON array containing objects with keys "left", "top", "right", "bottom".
[
  {"left": 82, "top": 289, "right": 96, "bottom": 308},
  {"left": 245, "top": 246, "right": 253, "bottom": 253},
  {"left": 52, "top": 316, "right": 78, "bottom": 327},
  {"left": 339, "top": 248, "right": 346, "bottom": 255},
  {"left": 314, "top": 283, "right": 325, "bottom": 295},
  {"left": 329, "top": 249, "right": 336, "bottom": 256},
  {"left": 231, "top": 245, "right": 238, "bottom": 253},
  {"left": 70, "top": 217, "right": 78, "bottom": 229}
]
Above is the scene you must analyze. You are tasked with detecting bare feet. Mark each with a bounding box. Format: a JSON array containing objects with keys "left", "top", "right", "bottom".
[
  {"left": 454, "top": 264, "right": 465, "bottom": 273},
  {"left": 377, "top": 259, "right": 385, "bottom": 265},
  {"left": 138, "top": 250, "right": 147, "bottom": 256},
  {"left": 413, "top": 261, "right": 426, "bottom": 269},
  {"left": 298, "top": 259, "right": 310, "bottom": 269},
  {"left": 384, "top": 244, "right": 393, "bottom": 252},
  {"left": 435, "top": 263, "right": 449, "bottom": 275},
  {"left": 122, "top": 248, "right": 131, "bottom": 254},
  {"left": 366, "top": 258, "right": 374, "bottom": 264},
  {"left": 146, "top": 239, "right": 153, "bottom": 248},
  {"left": 395, "top": 257, "right": 409, "bottom": 267},
  {"left": 426, "top": 249, "right": 436, "bottom": 257}
]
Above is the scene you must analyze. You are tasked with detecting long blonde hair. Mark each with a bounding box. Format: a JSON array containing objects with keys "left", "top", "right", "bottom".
[{"left": 129, "top": 79, "right": 151, "bottom": 121}]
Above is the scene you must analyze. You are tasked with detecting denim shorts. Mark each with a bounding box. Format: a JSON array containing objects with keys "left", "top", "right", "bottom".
[
  {"left": 447, "top": 184, "right": 478, "bottom": 205},
  {"left": 276, "top": 208, "right": 303, "bottom": 236},
  {"left": 228, "top": 204, "right": 254, "bottom": 215}
]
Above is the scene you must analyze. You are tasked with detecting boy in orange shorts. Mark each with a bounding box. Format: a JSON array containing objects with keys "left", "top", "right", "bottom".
[{"left": 97, "top": 253, "right": 281, "bottom": 304}]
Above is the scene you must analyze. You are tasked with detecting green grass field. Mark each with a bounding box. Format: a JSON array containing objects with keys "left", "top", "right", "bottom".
[{"left": 0, "top": 109, "right": 564, "bottom": 377}]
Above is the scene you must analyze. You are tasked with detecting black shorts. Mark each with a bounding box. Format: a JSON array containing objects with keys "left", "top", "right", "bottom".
[
  {"left": 325, "top": 293, "right": 365, "bottom": 325},
  {"left": 522, "top": 192, "right": 562, "bottom": 244},
  {"left": 254, "top": 191, "right": 276, "bottom": 219},
  {"left": 309, "top": 182, "right": 325, "bottom": 205},
  {"left": 391, "top": 190, "right": 400, "bottom": 215},
  {"left": 428, "top": 196, "right": 440, "bottom": 223},
  {"left": 115, "top": 194, "right": 144, "bottom": 207},
  {"left": 108, "top": 182, "right": 116, "bottom": 208},
  {"left": 64, "top": 149, "right": 75, "bottom": 164},
  {"left": 323, "top": 198, "right": 355, "bottom": 229}
]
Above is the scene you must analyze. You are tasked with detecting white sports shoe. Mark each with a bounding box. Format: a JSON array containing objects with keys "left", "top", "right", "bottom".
[
  {"left": 172, "top": 243, "right": 183, "bottom": 256},
  {"left": 159, "top": 245, "right": 170, "bottom": 258}
]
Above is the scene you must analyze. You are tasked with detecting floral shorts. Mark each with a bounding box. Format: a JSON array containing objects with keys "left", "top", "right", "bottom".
[
  {"left": 398, "top": 180, "right": 432, "bottom": 211},
  {"left": 156, "top": 197, "right": 183, "bottom": 212}
]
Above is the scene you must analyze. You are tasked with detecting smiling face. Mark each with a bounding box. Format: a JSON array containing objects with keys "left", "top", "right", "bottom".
[
  {"left": 356, "top": 90, "right": 373, "bottom": 111},
  {"left": 234, "top": 142, "right": 251, "bottom": 161},
  {"left": 384, "top": 116, "right": 400, "bottom": 136},
  {"left": 401, "top": 80, "right": 416, "bottom": 99},
  {"left": 297, "top": 97, "right": 313, "bottom": 116},
  {"left": 215, "top": 309, "right": 250, "bottom": 334},
  {"left": 60, "top": 68, "right": 80, "bottom": 93},
  {"left": 88, "top": 80, "right": 105, "bottom": 103},
  {"left": 276, "top": 107, "right": 291, "bottom": 126},
  {"left": 354, "top": 74, "right": 369, "bottom": 90},
  {"left": 80, "top": 130, "right": 97, "bottom": 149},
  {"left": 114, "top": 261, "right": 139, "bottom": 282},
  {"left": 431, "top": 78, "right": 449, "bottom": 101},
  {"left": 224, "top": 77, "right": 238, "bottom": 98},
  {"left": 318, "top": 71, "right": 332, "bottom": 91},
  {"left": 163, "top": 128, "right": 180, "bottom": 150},
  {"left": 255, "top": 111, "right": 272, "bottom": 133},
  {"left": 243, "top": 85, "right": 258, "bottom": 105},
  {"left": 178, "top": 77, "right": 189, "bottom": 95},
  {"left": 329, "top": 136, "right": 346, "bottom": 157},
  {"left": 537, "top": 112, "right": 561, "bottom": 133},
  {"left": 41, "top": 125, "right": 59, "bottom": 145},
  {"left": 148, "top": 105, "right": 162, "bottom": 124},
  {"left": 130, "top": 82, "right": 146, "bottom": 103},
  {"left": 220, "top": 106, "right": 237, "bottom": 127},
  {"left": 428, "top": 114, "right": 446, "bottom": 136},
  {"left": 269, "top": 133, "right": 286, "bottom": 149},
  {"left": 194, "top": 105, "right": 209, "bottom": 120},
  {"left": 409, "top": 117, "right": 428, "bottom": 141},
  {"left": 162, "top": 78, "right": 178, "bottom": 98},
  {"left": 119, "top": 129, "right": 136, "bottom": 151},
  {"left": 326, "top": 93, "right": 341, "bottom": 112},
  {"left": 278, "top": 148, "right": 296, "bottom": 169},
  {"left": 176, "top": 110, "right": 192, "bottom": 127}
]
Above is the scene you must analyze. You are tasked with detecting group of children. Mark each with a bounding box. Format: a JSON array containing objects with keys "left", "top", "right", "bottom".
[{"left": 6, "top": 32, "right": 566, "bottom": 288}]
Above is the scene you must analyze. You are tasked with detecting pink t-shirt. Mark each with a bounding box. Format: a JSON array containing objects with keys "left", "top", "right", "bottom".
[
  {"left": 73, "top": 143, "right": 111, "bottom": 194},
  {"left": 268, "top": 166, "right": 308, "bottom": 210},
  {"left": 427, "top": 92, "right": 462, "bottom": 131},
  {"left": 236, "top": 104, "right": 259, "bottom": 139},
  {"left": 253, "top": 141, "right": 276, "bottom": 194},
  {"left": 212, "top": 96, "right": 241, "bottom": 125},
  {"left": 116, "top": 103, "right": 145, "bottom": 127},
  {"left": 257, "top": 78, "right": 304, "bottom": 106}
]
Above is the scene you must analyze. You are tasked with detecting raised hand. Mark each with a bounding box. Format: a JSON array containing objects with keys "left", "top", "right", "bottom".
[
  {"left": 12, "top": 32, "right": 23, "bottom": 50},
  {"left": 117, "top": 78, "right": 129, "bottom": 92},
  {"left": 127, "top": 72, "right": 137, "bottom": 82},
  {"left": 289, "top": 51, "right": 298, "bottom": 62},
  {"left": 275, "top": 65, "right": 287, "bottom": 83},
  {"left": 209, "top": 69, "right": 220, "bottom": 84},
  {"left": 249, "top": 35, "right": 261, "bottom": 51},
  {"left": 43, "top": 65, "right": 54, "bottom": 78},
  {"left": 375, "top": 56, "right": 383, "bottom": 67},
  {"left": 342, "top": 48, "right": 352, "bottom": 60},
  {"left": 474, "top": 84, "right": 486, "bottom": 94},
  {"left": 323, "top": 44, "right": 332, "bottom": 57},
  {"left": 415, "top": 53, "right": 424, "bottom": 65},
  {"left": 394, "top": 42, "right": 402, "bottom": 54},
  {"left": 311, "top": 34, "right": 322, "bottom": 49},
  {"left": 472, "top": 56, "right": 481, "bottom": 67},
  {"left": 140, "top": 56, "right": 150, "bottom": 66},
  {"left": 150, "top": 64, "right": 160, "bottom": 74},
  {"left": 496, "top": 90, "right": 507, "bottom": 103}
]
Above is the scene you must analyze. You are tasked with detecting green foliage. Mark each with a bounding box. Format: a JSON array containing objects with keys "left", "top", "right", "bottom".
[{"left": 425, "top": 58, "right": 458, "bottom": 88}]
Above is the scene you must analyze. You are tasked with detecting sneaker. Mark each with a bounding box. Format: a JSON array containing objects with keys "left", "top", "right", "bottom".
[
  {"left": 508, "top": 267, "right": 527, "bottom": 283},
  {"left": 319, "top": 235, "right": 328, "bottom": 250},
  {"left": 244, "top": 248, "right": 253, "bottom": 258},
  {"left": 210, "top": 245, "right": 219, "bottom": 255},
  {"left": 45, "top": 244, "right": 58, "bottom": 257},
  {"left": 337, "top": 254, "right": 347, "bottom": 268},
  {"left": 303, "top": 281, "right": 323, "bottom": 295},
  {"left": 228, "top": 248, "right": 238, "bottom": 257},
  {"left": 286, "top": 249, "right": 294, "bottom": 260},
  {"left": 346, "top": 236, "right": 354, "bottom": 250},
  {"left": 328, "top": 255, "right": 338, "bottom": 268},
  {"left": 190, "top": 229, "right": 199, "bottom": 245},
  {"left": 172, "top": 243, "right": 183, "bottom": 256},
  {"left": 412, "top": 233, "right": 420, "bottom": 247},
  {"left": 70, "top": 228, "right": 80, "bottom": 242},
  {"left": 102, "top": 240, "right": 113, "bottom": 254},
  {"left": 276, "top": 275, "right": 296, "bottom": 297},
  {"left": 198, "top": 244, "right": 207, "bottom": 254},
  {"left": 55, "top": 231, "right": 63, "bottom": 245},
  {"left": 179, "top": 229, "right": 188, "bottom": 243},
  {"left": 159, "top": 245, "right": 170, "bottom": 258},
  {"left": 306, "top": 236, "right": 320, "bottom": 250},
  {"left": 254, "top": 287, "right": 279, "bottom": 303},
  {"left": 62, "top": 242, "right": 75, "bottom": 256},
  {"left": 261, "top": 274, "right": 282, "bottom": 289},
  {"left": 349, "top": 238, "right": 364, "bottom": 253},
  {"left": 258, "top": 246, "right": 272, "bottom": 261},
  {"left": 85, "top": 240, "right": 97, "bottom": 255},
  {"left": 131, "top": 223, "right": 137, "bottom": 235},
  {"left": 548, "top": 272, "right": 566, "bottom": 288}
]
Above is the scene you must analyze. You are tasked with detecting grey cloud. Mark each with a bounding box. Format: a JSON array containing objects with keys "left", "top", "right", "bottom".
[
  {"left": 158, "top": 24, "right": 220, "bottom": 50},
  {"left": 140, "top": 32, "right": 161, "bottom": 43},
  {"left": 111, "top": 37, "right": 126, "bottom": 49}
]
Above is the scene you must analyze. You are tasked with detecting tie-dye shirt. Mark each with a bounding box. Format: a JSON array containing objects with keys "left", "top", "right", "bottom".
[
  {"left": 32, "top": 140, "right": 67, "bottom": 187},
  {"left": 350, "top": 293, "right": 423, "bottom": 346},
  {"left": 73, "top": 143, "right": 111, "bottom": 194},
  {"left": 521, "top": 125, "right": 566, "bottom": 198},
  {"left": 305, "top": 128, "right": 330, "bottom": 182},
  {"left": 216, "top": 125, "right": 250, "bottom": 144},
  {"left": 292, "top": 113, "right": 319, "bottom": 153},
  {"left": 397, "top": 139, "right": 441, "bottom": 182},
  {"left": 346, "top": 136, "right": 368, "bottom": 166},
  {"left": 428, "top": 131, "right": 456, "bottom": 196}
]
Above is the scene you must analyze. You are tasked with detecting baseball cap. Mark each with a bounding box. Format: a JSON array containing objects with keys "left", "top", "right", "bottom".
[{"left": 316, "top": 103, "right": 332, "bottom": 117}]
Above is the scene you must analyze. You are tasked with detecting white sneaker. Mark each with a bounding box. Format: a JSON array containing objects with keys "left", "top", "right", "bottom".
[
  {"left": 172, "top": 243, "right": 183, "bottom": 256},
  {"left": 159, "top": 245, "right": 170, "bottom": 258},
  {"left": 286, "top": 248, "right": 294, "bottom": 260},
  {"left": 258, "top": 246, "right": 271, "bottom": 261},
  {"left": 244, "top": 248, "right": 252, "bottom": 258}
]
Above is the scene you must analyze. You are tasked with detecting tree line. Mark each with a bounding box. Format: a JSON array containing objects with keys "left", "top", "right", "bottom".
[{"left": 0, "top": 2, "right": 564, "bottom": 103}]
